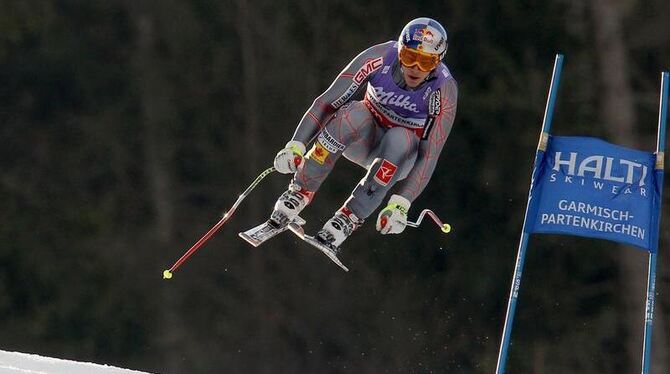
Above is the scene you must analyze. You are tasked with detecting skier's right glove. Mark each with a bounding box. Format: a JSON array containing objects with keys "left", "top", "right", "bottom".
[{"left": 273, "top": 140, "right": 306, "bottom": 174}]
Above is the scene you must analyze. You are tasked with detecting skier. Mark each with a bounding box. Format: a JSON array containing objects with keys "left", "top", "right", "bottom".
[{"left": 270, "top": 17, "right": 458, "bottom": 255}]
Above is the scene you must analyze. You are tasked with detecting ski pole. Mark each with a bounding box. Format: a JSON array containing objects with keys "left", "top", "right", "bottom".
[
  {"left": 407, "top": 209, "right": 451, "bottom": 233},
  {"left": 163, "top": 166, "right": 277, "bottom": 279}
]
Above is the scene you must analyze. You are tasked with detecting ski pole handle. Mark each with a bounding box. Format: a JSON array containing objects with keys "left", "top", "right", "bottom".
[
  {"left": 406, "top": 209, "right": 451, "bottom": 234},
  {"left": 163, "top": 166, "right": 276, "bottom": 279}
]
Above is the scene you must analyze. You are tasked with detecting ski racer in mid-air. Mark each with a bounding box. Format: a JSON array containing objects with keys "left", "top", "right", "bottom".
[{"left": 269, "top": 17, "right": 458, "bottom": 258}]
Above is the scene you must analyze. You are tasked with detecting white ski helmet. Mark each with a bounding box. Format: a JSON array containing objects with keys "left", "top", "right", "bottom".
[{"left": 398, "top": 17, "right": 448, "bottom": 60}]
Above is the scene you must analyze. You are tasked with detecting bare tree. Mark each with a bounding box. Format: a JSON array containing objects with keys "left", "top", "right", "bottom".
[
  {"left": 131, "top": 4, "right": 176, "bottom": 244},
  {"left": 590, "top": 0, "right": 668, "bottom": 372},
  {"left": 231, "top": 1, "right": 275, "bottom": 371},
  {"left": 128, "top": 2, "right": 185, "bottom": 371}
]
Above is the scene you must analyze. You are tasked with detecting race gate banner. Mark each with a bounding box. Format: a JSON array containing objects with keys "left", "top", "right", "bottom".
[{"left": 526, "top": 135, "right": 662, "bottom": 252}]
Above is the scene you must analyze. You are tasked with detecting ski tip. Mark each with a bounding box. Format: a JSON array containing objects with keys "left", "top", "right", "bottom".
[{"left": 162, "top": 269, "right": 173, "bottom": 280}]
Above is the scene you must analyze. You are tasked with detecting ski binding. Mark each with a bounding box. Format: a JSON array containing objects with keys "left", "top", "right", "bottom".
[{"left": 238, "top": 216, "right": 307, "bottom": 247}]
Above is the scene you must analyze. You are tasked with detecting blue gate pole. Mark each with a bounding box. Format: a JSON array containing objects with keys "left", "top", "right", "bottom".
[
  {"left": 641, "top": 71, "right": 668, "bottom": 374},
  {"left": 495, "top": 54, "right": 564, "bottom": 374}
]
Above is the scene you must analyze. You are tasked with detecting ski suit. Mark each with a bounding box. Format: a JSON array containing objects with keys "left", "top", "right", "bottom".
[{"left": 290, "top": 40, "right": 458, "bottom": 220}]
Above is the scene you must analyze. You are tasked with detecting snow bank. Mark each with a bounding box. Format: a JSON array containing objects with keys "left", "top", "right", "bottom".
[{"left": 0, "top": 350, "right": 152, "bottom": 374}]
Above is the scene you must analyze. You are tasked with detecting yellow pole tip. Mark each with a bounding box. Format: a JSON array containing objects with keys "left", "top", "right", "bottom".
[
  {"left": 163, "top": 270, "right": 173, "bottom": 280},
  {"left": 441, "top": 224, "right": 452, "bottom": 234}
]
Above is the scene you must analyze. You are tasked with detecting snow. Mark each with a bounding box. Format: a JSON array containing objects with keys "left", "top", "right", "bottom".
[{"left": 0, "top": 350, "right": 152, "bottom": 374}]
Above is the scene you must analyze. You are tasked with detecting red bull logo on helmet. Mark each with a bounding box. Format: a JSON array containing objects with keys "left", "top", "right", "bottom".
[{"left": 412, "top": 28, "right": 434, "bottom": 44}]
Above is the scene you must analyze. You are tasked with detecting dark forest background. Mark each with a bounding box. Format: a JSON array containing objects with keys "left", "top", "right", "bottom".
[{"left": 1, "top": 0, "right": 670, "bottom": 373}]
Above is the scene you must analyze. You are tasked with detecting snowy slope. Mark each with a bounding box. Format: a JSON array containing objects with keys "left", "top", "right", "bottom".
[{"left": 0, "top": 350, "right": 152, "bottom": 374}]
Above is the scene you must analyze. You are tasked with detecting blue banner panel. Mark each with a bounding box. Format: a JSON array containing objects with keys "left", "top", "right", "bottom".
[{"left": 526, "top": 136, "right": 661, "bottom": 252}]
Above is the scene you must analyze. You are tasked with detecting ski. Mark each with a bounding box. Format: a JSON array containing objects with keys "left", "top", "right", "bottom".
[
  {"left": 288, "top": 220, "right": 349, "bottom": 272},
  {"left": 240, "top": 216, "right": 348, "bottom": 272},
  {"left": 239, "top": 216, "right": 306, "bottom": 247}
]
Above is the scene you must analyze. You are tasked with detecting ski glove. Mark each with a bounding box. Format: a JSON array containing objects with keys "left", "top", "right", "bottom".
[
  {"left": 376, "top": 194, "right": 411, "bottom": 235},
  {"left": 274, "top": 140, "right": 306, "bottom": 174}
]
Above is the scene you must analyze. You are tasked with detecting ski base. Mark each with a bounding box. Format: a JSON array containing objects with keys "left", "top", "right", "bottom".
[
  {"left": 288, "top": 221, "right": 349, "bottom": 272},
  {"left": 239, "top": 216, "right": 306, "bottom": 247}
]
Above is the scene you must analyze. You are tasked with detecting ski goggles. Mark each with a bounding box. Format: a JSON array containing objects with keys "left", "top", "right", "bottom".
[{"left": 398, "top": 45, "right": 440, "bottom": 72}]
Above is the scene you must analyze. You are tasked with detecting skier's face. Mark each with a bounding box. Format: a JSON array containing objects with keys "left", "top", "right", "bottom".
[{"left": 401, "top": 65, "right": 431, "bottom": 88}]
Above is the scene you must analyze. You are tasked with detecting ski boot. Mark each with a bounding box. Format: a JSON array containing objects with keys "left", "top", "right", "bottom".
[
  {"left": 239, "top": 183, "right": 312, "bottom": 247},
  {"left": 270, "top": 183, "right": 313, "bottom": 228},
  {"left": 316, "top": 207, "right": 362, "bottom": 252}
]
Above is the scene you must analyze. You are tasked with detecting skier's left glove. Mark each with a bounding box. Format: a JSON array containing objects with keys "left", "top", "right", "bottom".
[
  {"left": 274, "top": 140, "right": 306, "bottom": 174},
  {"left": 376, "top": 194, "right": 410, "bottom": 235}
]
